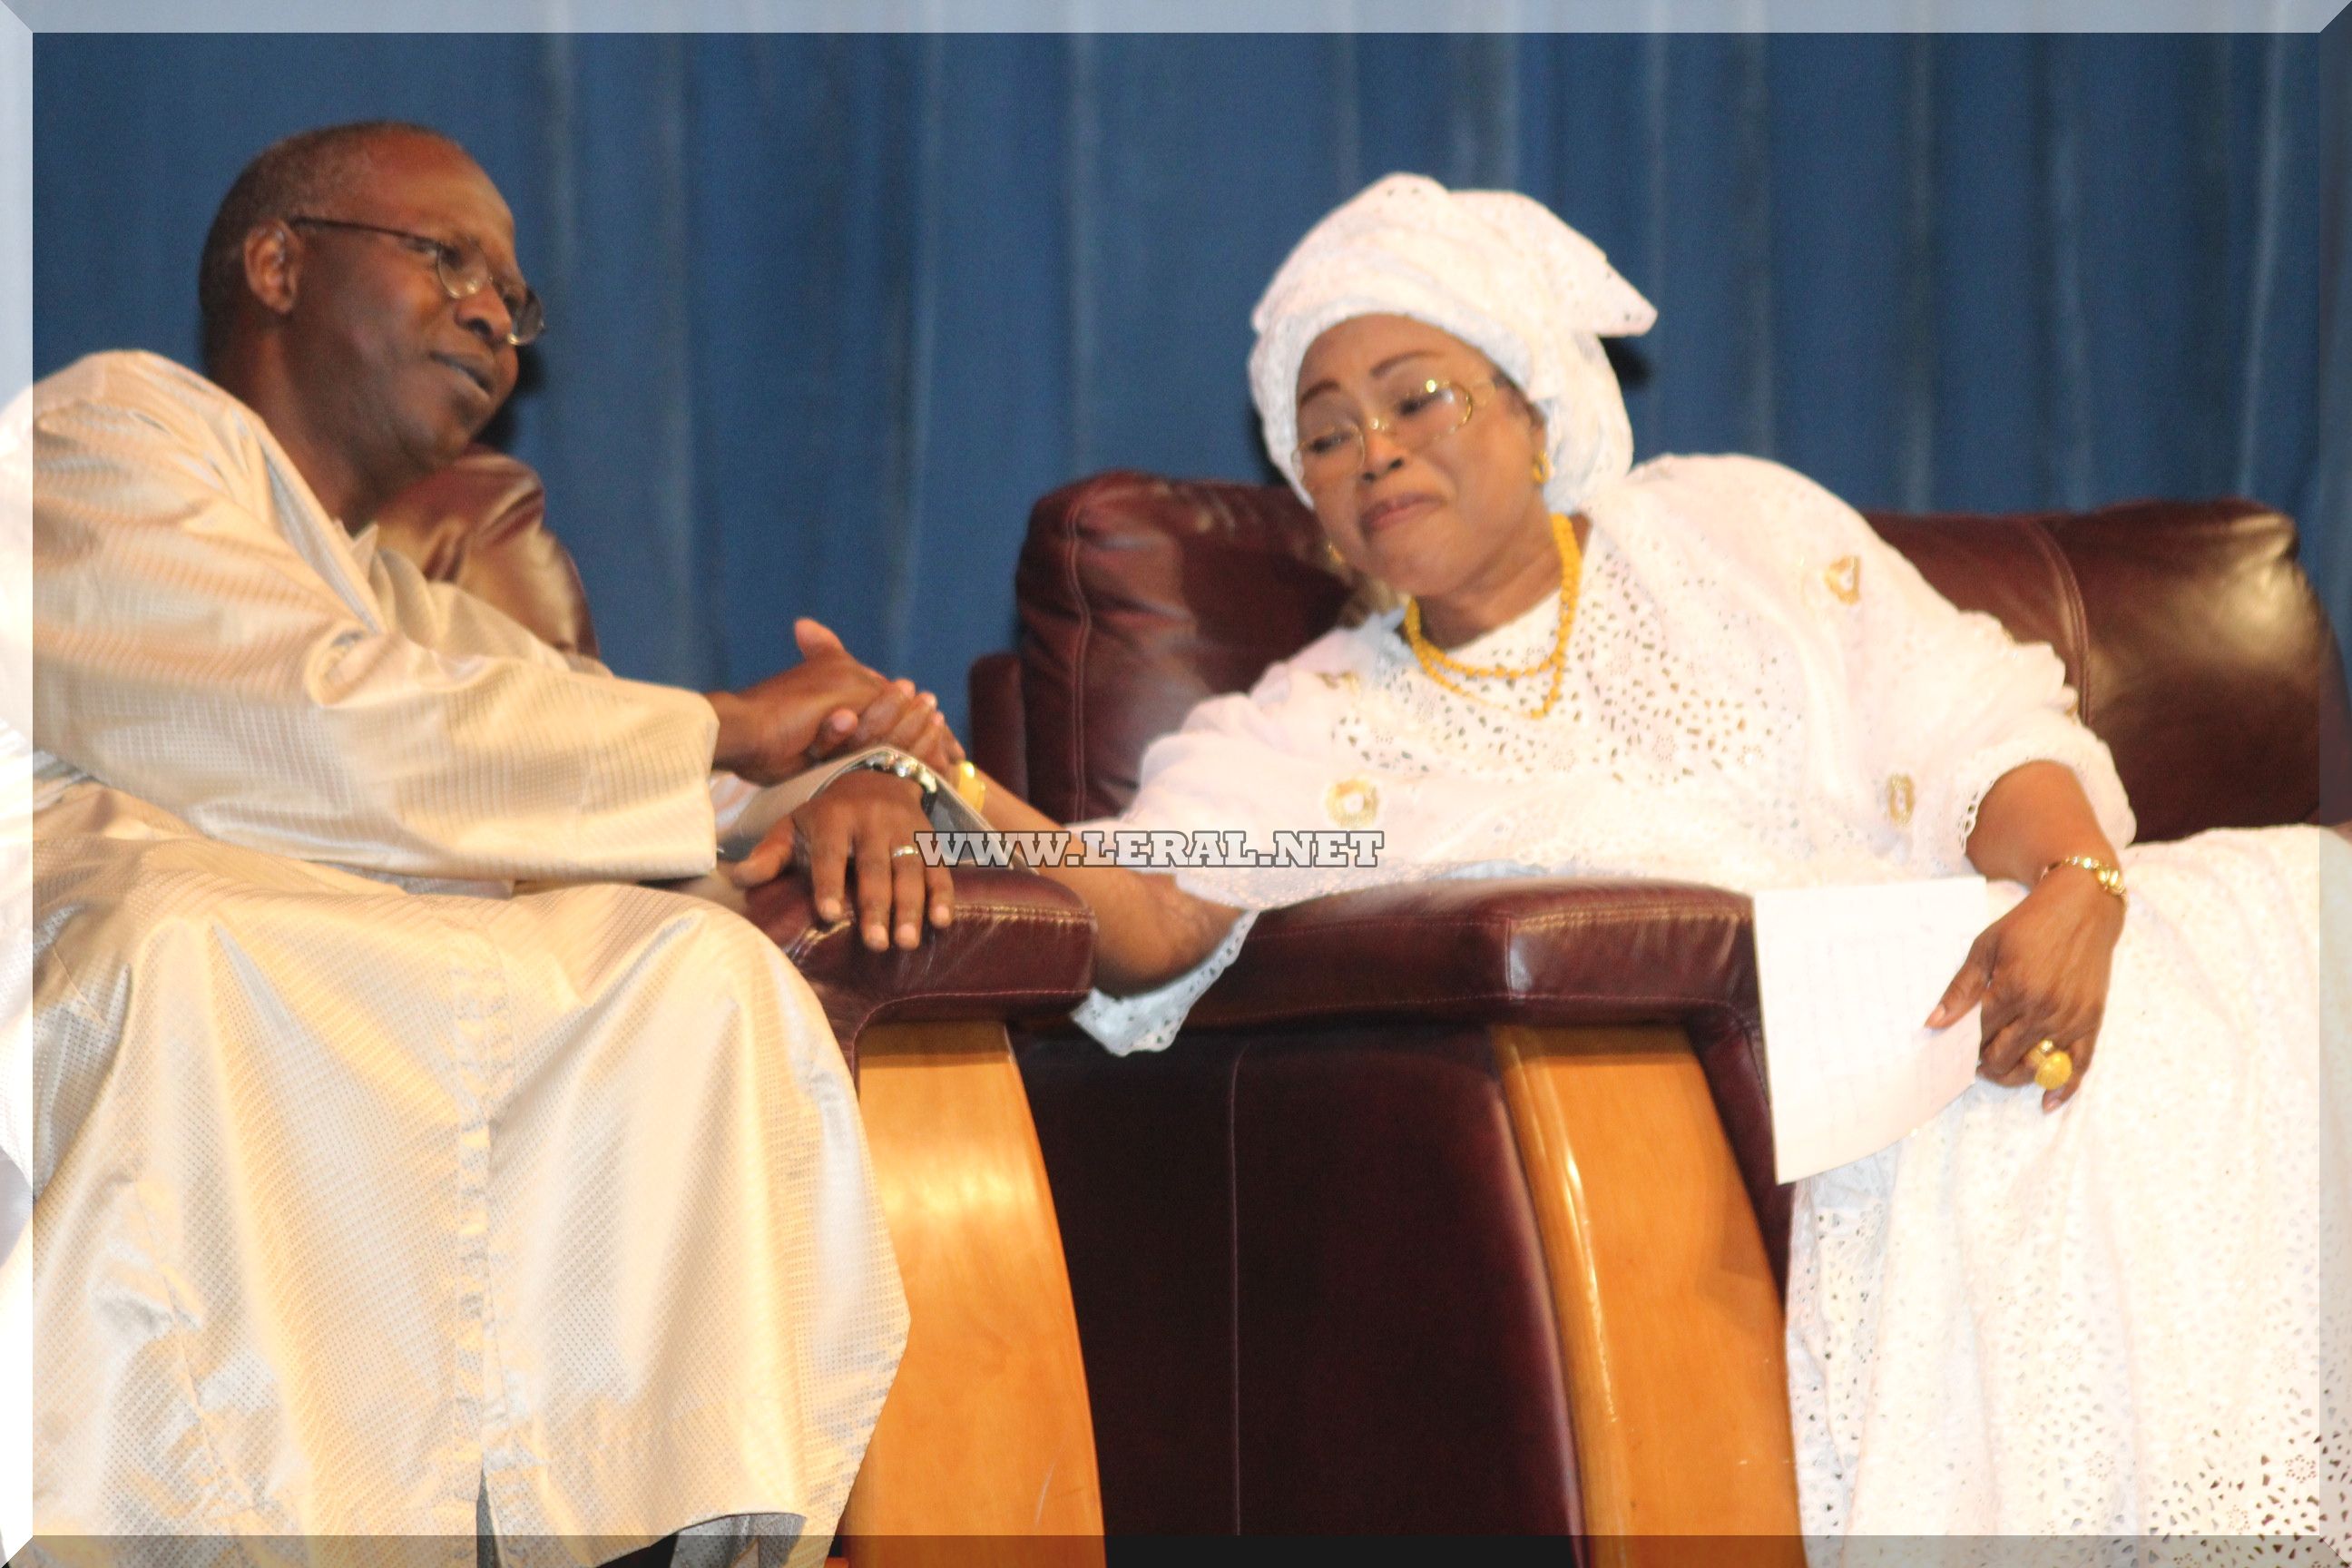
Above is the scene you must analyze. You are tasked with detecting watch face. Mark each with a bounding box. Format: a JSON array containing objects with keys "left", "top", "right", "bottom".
[{"left": 866, "top": 750, "right": 937, "bottom": 797}]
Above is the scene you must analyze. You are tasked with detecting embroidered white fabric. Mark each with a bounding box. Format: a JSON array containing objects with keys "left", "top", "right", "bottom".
[{"left": 1073, "top": 447, "right": 2349, "bottom": 1549}]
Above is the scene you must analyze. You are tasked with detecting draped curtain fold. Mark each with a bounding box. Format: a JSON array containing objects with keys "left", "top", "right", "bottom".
[{"left": 33, "top": 28, "right": 2352, "bottom": 719}]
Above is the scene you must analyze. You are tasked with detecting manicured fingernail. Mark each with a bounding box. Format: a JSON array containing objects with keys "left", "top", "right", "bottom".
[
  {"left": 866, "top": 925, "right": 888, "bottom": 950},
  {"left": 897, "top": 922, "right": 918, "bottom": 946},
  {"left": 931, "top": 901, "right": 951, "bottom": 925},
  {"left": 818, "top": 897, "right": 841, "bottom": 921}
]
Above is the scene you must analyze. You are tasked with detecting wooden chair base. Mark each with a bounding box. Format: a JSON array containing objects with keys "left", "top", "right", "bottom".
[
  {"left": 1494, "top": 1023, "right": 1803, "bottom": 1563},
  {"left": 846, "top": 1014, "right": 1792, "bottom": 1556},
  {"left": 842, "top": 1021, "right": 1103, "bottom": 1568}
]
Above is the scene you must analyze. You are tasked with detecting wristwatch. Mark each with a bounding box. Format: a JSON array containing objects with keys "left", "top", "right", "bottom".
[
  {"left": 840, "top": 747, "right": 944, "bottom": 807},
  {"left": 716, "top": 746, "right": 990, "bottom": 862}
]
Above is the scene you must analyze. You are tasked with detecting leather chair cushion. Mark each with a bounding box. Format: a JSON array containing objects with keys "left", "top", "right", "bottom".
[
  {"left": 1188, "top": 876, "right": 1753, "bottom": 1034},
  {"left": 1019, "top": 1021, "right": 1583, "bottom": 1534},
  {"left": 966, "top": 651, "right": 1030, "bottom": 799},
  {"left": 371, "top": 446, "right": 602, "bottom": 660},
  {"left": 1877, "top": 501, "right": 2351, "bottom": 840},
  {"left": 1185, "top": 875, "right": 1785, "bottom": 1285},
  {"left": 742, "top": 867, "right": 1095, "bottom": 1054},
  {"left": 1016, "top": 473, "right": 1349, "bottom": 823}
]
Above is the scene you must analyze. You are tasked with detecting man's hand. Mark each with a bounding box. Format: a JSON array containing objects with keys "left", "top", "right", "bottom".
[
  {"left": 706, "top": 619, "right": 892, "bottom": 785},
  {"left": 727, "top": 769, "right": 956, "bottom": 951}
]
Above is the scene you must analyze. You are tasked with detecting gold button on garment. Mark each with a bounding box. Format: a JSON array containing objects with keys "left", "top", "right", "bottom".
[
  {"left": 1823, "top": 555, "right": 1862, "bottom": 605},
  {"left": 1886, "top": 773, "right": 1916, "bottom": 827},
  {"left": 1325, "top": 778, "right": 1379, "bottom": 828}
]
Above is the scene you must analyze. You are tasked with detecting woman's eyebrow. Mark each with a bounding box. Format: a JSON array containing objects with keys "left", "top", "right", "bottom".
[
  {"left": 1298, "top": 349, "right": 1442, "bottom": 406},
  {"left": 1369, "top": 349, "right": 1439, "bottom": 377}
]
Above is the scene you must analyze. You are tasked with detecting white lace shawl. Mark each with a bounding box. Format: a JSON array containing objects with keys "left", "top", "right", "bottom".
[{"left": 1073, "top": 454, "right": 2134, "bottom": 1055}]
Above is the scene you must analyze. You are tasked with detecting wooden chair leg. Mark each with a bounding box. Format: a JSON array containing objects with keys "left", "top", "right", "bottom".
[
  {"left": 1493, "top": 1023, "right": 1803, "bottom": 1566},
  {"left": 841, "top": 1021, "right": 1102, "bottom": 1568}
]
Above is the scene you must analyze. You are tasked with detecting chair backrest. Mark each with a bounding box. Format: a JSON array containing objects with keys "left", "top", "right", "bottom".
[
  {"left": 996, "top": 471, "right": 2352, "bottom": 844},
  {"left": 371, "top": 446, "right": 601, "bottom": 659}
]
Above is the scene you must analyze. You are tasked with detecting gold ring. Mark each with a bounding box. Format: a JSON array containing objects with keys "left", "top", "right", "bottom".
[
  {"left": 2030, "top": 1039, "right": 2074, "bottom": 1092},
  {"left": 889, "top": 845, "right": 921, "bottom": 861}
]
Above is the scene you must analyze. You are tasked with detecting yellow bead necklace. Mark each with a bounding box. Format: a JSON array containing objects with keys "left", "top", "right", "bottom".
[{"left": 1402, "top": 513, "right": 1582, "bottom": 720}]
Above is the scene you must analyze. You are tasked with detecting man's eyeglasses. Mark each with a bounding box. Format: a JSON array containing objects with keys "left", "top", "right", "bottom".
[
  {"left": 1293, "top": 377, "right": 1495, "bottom": 491},
  {"left": 287, "top": 215, "right": 545, "bottom": 347}
]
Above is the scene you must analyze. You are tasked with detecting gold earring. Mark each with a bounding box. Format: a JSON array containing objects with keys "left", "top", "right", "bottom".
[
  {"left": 1532, "top": 451, "right": 1553, "bottom": 485},
  {"left": 1321, "top": 539, "right": 1347, "bottom": 571}
]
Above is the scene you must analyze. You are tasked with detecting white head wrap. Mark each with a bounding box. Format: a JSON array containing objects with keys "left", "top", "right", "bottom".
[{"left": 1250, "top": 173, "right": 1658, "bottom": 515}]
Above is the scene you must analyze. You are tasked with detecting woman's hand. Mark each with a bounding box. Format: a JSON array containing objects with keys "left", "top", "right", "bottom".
[
  {"left": 1926, "top": 871, "right": 2127, "bottom": 1111},
  {"left": 808, "top": 676, "right": 966, "bottom": 772},
  {"left": 726, "top": 769, "right": 955, "bottom": 951}
]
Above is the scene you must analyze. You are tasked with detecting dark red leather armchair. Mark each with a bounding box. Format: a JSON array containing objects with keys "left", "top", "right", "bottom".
[
  {"left": 970, "top": 471, "right": 2352, "bottom": 1548},
  {"left": 377, "top": 449, "right": 1108, "bottom": 1562}
]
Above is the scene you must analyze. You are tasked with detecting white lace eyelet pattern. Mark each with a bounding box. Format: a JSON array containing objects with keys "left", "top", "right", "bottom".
[{"left": 1069, "top": 455, "right": 2346, "bottom": 1550}]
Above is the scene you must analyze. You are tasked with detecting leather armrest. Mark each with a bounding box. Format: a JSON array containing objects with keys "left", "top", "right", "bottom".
[
  {"left": 1188, "top": 875, "right": 1790, "bottom": 1285},
  {"left": 1189, "top": 876, "right": 1756, "bottom": 1033},
  {"left": 687, "top": 868, "right": 1094, "bottom": 1057}
]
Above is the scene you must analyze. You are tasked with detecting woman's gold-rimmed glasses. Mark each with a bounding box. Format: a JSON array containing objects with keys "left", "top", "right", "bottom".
[{"left": 1293, "top": 377, "right": 1496, "bottom": 491}]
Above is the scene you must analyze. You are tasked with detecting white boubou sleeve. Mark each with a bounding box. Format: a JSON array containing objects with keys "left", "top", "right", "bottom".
[{"left": 1740, "top": 458, "right": 2137, "bottom": 876}]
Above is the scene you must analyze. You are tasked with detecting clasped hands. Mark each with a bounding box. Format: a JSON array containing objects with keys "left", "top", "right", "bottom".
[
  {"left": 1925, "top": 867, "right": 2128, "bottom": 1112},
  {"left": 705, "top": 618, "right": 965, "bottom": 952}
]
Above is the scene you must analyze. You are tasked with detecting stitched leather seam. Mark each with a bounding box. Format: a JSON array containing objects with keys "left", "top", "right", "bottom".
[
  {"left": 1061, "top": 483, "right": 1101, "bottom": 817},
  {"left": 2024, "top": 517, "right": 2094, "bottom": 723},
  {"left": 859, "top": 984, "right": 1092, "bottom": 1008},
  {"left": 1507, "top": 906, "right": 1749, "bottom": 939},
  {"left": 1202, "top": 987, "right": 1747, "bottom": 1023},
  {"left": 1235, "top": 900, "right": 1747, "bottom": 946},
  {"left": 783, "top": 905, "right": 1092, "bottom": 966},
  {"left": 851, "top": 985, "right": 1096, "bottom": 1030}
]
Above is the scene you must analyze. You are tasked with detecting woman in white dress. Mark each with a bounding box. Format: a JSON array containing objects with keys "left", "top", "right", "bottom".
[{"left": 974, "top": 173, "right": 2350, "bottom": 1551}]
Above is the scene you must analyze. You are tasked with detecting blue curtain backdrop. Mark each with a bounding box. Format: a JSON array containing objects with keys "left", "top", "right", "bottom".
[{"left": 32, "top": 30, "right": 2352, "bottom": 727}]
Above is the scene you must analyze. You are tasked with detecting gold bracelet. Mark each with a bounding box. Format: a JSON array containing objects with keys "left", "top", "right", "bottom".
[
  {"left": 2043, "top": 853, "right": 2127, "bottom": 906},
  {"left": 952, "top": 760, "right": 986, "bottom": 812}
]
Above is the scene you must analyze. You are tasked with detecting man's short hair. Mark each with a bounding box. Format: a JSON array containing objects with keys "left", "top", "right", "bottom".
[{"left": 196, "top": 121, "right": 462, "bottom": 370}]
